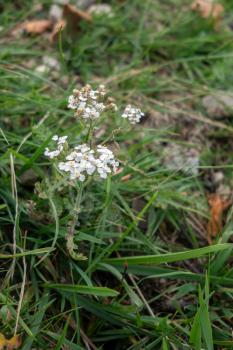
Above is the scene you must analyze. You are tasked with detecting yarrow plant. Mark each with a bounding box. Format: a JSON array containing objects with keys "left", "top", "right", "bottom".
[{"left": 41, "top": 84, "right": 144, "bottom": 260}]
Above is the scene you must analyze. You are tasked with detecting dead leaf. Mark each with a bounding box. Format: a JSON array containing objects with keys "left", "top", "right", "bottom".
[
  {"left": 121, "top": 174, "right": 132, "bottom": 182},
  {"left": 207, "top": 194, "right": 231, "bottom": 244},
  {"left": 21, "top": 19, "right": 52, "bottom": 34},
  {"left": 114, "top": 167, "right": 124, "bottom": 175},
  {"left": 0, "top": 333, "right": 21, "bottom": 350},
  {"left": 191, "top": 0, "right": 224, "bottom": 31},
  {"left": 0, "top": 333, "right": 5, "bottom": 350},
  {"left": 6, "top": 335, "right": 21, "bottom": 350},
  {"left": 63, "top": 4, "right": 92, "bottom": 32},
  {"left": 50, "top": 4, "right": 92, "bottom": 42}
]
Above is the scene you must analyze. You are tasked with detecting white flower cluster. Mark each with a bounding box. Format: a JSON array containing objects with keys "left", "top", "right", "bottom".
[
  {"left": 95, "top": 145, "right": 119, "bottom": 179},
  {"left": 121, "top": 104, "right": 144, "bottom": 124},
  {"left": 68, "top": 84, "right": 110, "bottom": 120},
  {"left": 45, "top": 138, "right": 119, "bottom": 182},
  {"left": 44, "top": 135, "right": 68, "bottom": 159}
]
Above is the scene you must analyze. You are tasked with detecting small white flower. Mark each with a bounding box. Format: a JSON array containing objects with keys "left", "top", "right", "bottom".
[
  {"left": 74, "top": 144, "right": 91, "bottom": 153},
  {"left": 68, "top": 84, "right": 115, "bottom": 121},
  {"left": 66, "top": 151, "right": 76, "bottom": 161},
  {"left": 44, "top": 149, "right": 60, "bottom": 159},
  {"left": 68, "top": 95, "right": 78, "bottom": 109},
  {"left": 44, "top": 135, "right": 68, "bottom": 159},
  {"left": 70, "top": 169, "right": 86, "bottom": 182},
  {"left": 79, "top": 174, "right": 86, "bottom": 182},
  {"left": 56, "top": 142, "right": 119, "bottom": 182},
  {"left": 122, "top": 104, "right": 144, "bottom": 124},
  {"left": 57, "top": 136, "right": 68, "bottom": 144}
]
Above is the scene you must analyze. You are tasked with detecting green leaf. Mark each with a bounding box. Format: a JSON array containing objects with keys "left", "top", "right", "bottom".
[
  {"left": 190, "top": 275, "right": 213, "bottom": 350},
  {"left": 78, "top": 232, "right": 106, "bottom": 245},
  {"left": 0, "top": 247, "right": 55, "bottom": 259},
  {"left": 104, "top": 244, "right": 232, "bottom": 265},
  {"left": 44, "top": 283, "right": 119, "bottom": 297},
  {"left": 101, "top": 263, "right": 143, "bottom": 307},
  {"left": 46, "top": 331, "right": 85, "bottom": 350},
  {"left": 190, "top": 308, "right": 202, "bottom": 350},
  {"left": 162, "top": 337, "right": 169, "bottom": 350},
  {"left": 22, "top": 292, "right": 50, "bottom": 350},
  {"left": 18, "top": 136, "right": 51, "bottom": 176},
  {"left": 54, "top": 314, "right": 71, "bottom": 350}
]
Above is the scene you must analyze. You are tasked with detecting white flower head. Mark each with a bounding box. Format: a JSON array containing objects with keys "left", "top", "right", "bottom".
[
  {"left": 122, "top": 104, "right": 144, "bottom": 124},
  {"left": 57, "top": 143, "right": 119, "bottom": 182},
  {"left": 68, "top": 84, "right": 116, "bottom": 121},
  {"left": 96, "top": 145, "right": 119, "bottom": 178}
]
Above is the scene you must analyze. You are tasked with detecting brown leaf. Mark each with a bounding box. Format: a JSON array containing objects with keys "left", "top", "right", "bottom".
[
  {"left": 207, "top": 194, "right": 231, "bottom": 244},
  {"left": 0, "top": 334, "right": 21, "bottom": 350},
  {"left": 63, "top": 4, "right": 92, "bottom": 32},
  {"left": 0, "top": 333, "right": 5, "bottom": 350},
  {"left": 121, "top": 174, "right": 132, "bottom": 182},
  {"left": 50, "top": 4, "right": 92, "bottom": 42},
  {"left": 191, "top": 0, "right": 224, "bottom": 30},
  {"left": 6, "top": 335, "right": 22, "bottom": 350},
  {"left": 114, "top": 167, "right": 124, "bottom": 175},
  {"left": 22, "top": 19, "right": 52, "bottom": 34}
]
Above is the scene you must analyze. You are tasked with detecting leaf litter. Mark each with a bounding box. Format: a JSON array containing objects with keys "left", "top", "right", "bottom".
[{"left": 191, "top": 0, "right": 224, "bottom": 31}]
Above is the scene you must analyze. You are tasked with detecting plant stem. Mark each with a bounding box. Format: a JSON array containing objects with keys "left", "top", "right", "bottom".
[
  {"left": 85, "top": 120, "right": 94, "bottom": 147},
  {"left": 68, "top": 183, "right": 84, "bottom": 237},
  {"left": 66, "top": 183, "right": 87, "bottom": 260}
]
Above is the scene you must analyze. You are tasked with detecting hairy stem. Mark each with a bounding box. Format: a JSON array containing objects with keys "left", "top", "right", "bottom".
[{"left": 66, "top": 183, "right": 87, "bottom": 260}]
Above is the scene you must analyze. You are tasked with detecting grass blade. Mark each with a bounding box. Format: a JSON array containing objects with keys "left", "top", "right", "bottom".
[
  {"left": 44, "top": 284, "right": 119, "bottom": 297},
  {"left": 0, "top": 247, "right": 55, "bottom": 259},
  {"left": 104, "top": 244, "right": 232, "bottom": 265}
]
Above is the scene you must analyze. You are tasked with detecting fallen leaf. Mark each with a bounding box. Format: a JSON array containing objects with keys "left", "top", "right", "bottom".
[
  {"left": 191, "top": 0, "right": 224, "bottom": 31},
  {"left": 22, "top": 19, "right": 52, "bottom": 34},
  {"left": 207, "top": 194, "right": 231, "bottom": 244},
  {"left": 114, "top": 167, "right": 124, "bottom": 175},
  {"left": 0, "top": 333, "right": 5, "bottom": 350},
  {"left": 6, "top": 335, "right": 21, "bottom": 350},
  {"left": 63, "top": 4, "right": 92, "bottom": 32},
  {"left": 50, "top": 4, "right": 92, "bottom": 42},
  {"left": 0, "top": 333, "right": 21, "bottom": 350},
  {"left": 121, "top": 174, "right": 132, "bottom": 182}
]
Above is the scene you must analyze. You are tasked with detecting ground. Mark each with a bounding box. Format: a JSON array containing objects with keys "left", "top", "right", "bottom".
[{"left": 0, "top": 0, "right": 233, "bottom": 349}]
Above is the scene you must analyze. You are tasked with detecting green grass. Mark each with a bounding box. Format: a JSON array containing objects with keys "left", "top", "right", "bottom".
[{"left": 1, "top": 0, "right": 233, "bottom": 349}]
